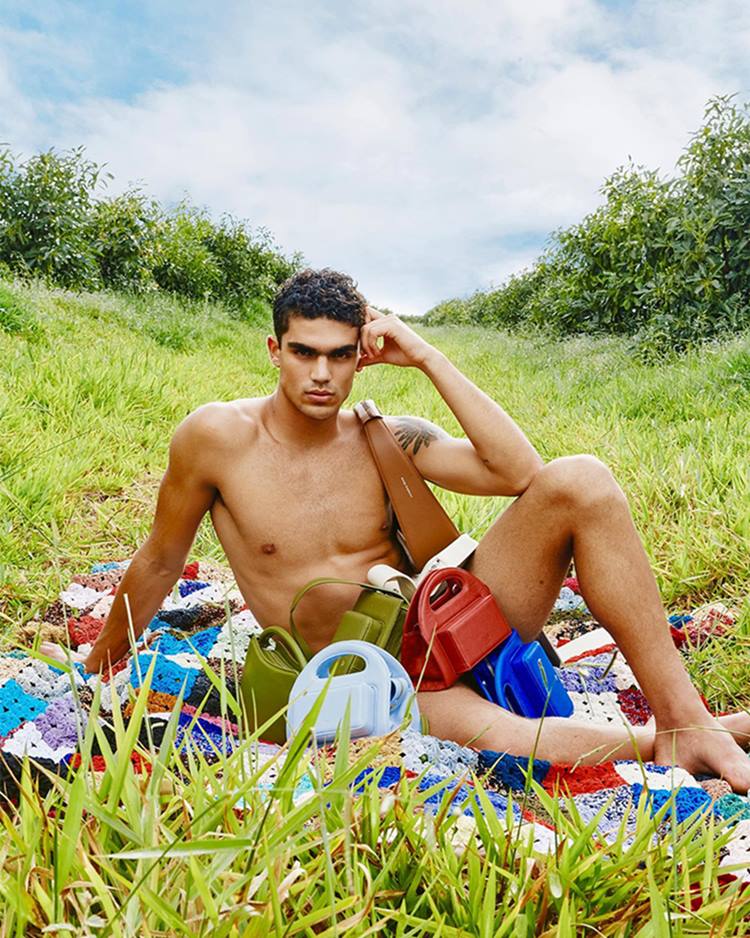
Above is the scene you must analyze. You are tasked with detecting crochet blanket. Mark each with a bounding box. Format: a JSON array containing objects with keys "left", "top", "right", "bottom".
[{"left": 2, "top": 561, "right": 750, "bottom": 878}]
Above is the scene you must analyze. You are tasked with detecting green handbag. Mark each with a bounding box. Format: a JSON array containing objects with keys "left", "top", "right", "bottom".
[{"left": 240, "top": 578, "right": 406, "bottom": 744}]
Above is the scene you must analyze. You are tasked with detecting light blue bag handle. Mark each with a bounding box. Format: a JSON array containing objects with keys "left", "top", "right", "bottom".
[{"left": 287, "top": 640, "right": 421, "bottom": 742}]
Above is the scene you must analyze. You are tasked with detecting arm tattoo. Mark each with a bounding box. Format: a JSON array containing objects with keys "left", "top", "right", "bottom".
[{"left": 393, "top": 418, "right": 447, "bottom": 455}]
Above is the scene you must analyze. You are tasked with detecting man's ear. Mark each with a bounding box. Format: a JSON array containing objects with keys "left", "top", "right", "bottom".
[{"left": 267, "top": 335, "right": 281, "bottom": 367}]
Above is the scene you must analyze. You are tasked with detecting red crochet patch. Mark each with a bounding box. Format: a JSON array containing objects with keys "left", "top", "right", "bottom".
[
  {"left": 182, "top": 562, "right": 200, "bottom": 580},
  {"left": 105, "top": 658, "right": 129, "bottom": 677},
  {"left": 543, "top": 762, "right": 624, "bottom": 796},
  {"left": 617, "top": 686, "right": 651, "bottom": 725},
  {"left": 68, "top": 752, "right": 151, "bottom": 774},
  {"left": 563, "top": 576, "right": 580, "bottom": 593},
  {"left": 68, "top": 615, "right": 104, "bottom": 647},
  {"left": 565, "top": 643, "right": 617, "bottom": 664}
]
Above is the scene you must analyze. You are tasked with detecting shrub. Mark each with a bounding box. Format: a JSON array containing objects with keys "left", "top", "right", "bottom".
[
  {"left": 0, "top": 147, "right": 102, "bottom": 289},
  {"left": 88, "top": 188, "right": 160, "bottom": 292},
  {"left": 0, "top": 146, "right": 301, "bottom": 309},
  {"left": 151, "top": 203, "right": 222, "bottom": 299},
  {"left": 425, "top": 95, "right": 750, "bottom": 355},
  {"left": 204, "top": 216, "right": 299, "bottom": 308}
]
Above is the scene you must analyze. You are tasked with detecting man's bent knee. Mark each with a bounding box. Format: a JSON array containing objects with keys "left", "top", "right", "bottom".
[{"left": 528, "top": 454, "right": 626, "bottom": 515}]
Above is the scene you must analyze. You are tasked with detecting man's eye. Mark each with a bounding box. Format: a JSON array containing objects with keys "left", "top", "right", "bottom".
[
  {"left": 333, "top": 351, "right": 354, "bottom": 360},
  {"left": 296, "top": 349, "right": 314, "bottom": 357}
]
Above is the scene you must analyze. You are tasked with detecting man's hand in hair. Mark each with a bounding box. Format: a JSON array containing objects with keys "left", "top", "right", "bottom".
[{"left": 358, "top": 307, "right": 439, "bottom": 371}]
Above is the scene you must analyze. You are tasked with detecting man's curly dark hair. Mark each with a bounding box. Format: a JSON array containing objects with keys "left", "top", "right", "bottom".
[{"left": 273, "top": 268, "right": 367, "bottom": 341}]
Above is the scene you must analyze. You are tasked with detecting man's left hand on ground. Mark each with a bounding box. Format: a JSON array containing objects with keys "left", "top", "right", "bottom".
[{"left": 358, "top": 307, "right": 437, "bottom": 370}]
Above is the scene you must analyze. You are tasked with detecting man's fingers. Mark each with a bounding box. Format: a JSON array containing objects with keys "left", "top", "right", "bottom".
[
  {"left": 361, "top": 320, "right": 387, "bottom": 357},
  {"left": 39, "top": 641, "right": 77, "bottom": 664}
]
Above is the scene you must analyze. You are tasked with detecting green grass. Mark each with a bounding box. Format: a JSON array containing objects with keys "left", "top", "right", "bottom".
[
  {"left": 3, "top": 654, "right": 750, "bottom": 936},
  {"left": 3, "top": 278, "right": 750, "bottom": 933}
]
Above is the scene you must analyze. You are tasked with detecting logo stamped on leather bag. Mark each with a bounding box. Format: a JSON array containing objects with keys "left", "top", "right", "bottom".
[{"left": 400, "top": 476, "right": 413, "bottom": 498}]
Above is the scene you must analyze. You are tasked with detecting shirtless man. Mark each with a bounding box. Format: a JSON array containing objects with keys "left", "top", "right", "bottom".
[{"left": 43, "top": 268, "right": 750, "bottom": 791}]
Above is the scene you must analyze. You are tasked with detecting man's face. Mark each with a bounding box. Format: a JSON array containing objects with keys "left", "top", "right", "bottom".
[{"left": 267, "top": 315, "right": 362, "bottom": 420}]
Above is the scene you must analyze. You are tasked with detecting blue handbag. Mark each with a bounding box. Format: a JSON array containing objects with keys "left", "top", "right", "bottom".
[{"left": 472, "top": 631, "right": 573, "bottom": 718}]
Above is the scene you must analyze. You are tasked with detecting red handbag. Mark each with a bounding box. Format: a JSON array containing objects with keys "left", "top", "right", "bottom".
[{"left": 401, "top": 567, "right": 512, "bottom": 691}]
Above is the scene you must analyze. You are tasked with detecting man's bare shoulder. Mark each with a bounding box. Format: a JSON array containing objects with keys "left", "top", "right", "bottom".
[
  {"left": 383, "top": 414, "right": 451, "bottom": 456},
  {"left": 172, "top": 397, "right": 266, "bottom": 454}
]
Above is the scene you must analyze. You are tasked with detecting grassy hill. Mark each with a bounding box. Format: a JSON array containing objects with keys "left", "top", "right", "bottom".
[{"left": 4, "top": 279, "right": 750, "bottom": 630}]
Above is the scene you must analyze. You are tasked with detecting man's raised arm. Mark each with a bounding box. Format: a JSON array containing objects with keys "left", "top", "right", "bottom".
[
  {"left": 81, "top": 407, "right": 222, "bottom": 672},
  {"left": 358, "top": 309, "right": 543, "bottom": 496}
]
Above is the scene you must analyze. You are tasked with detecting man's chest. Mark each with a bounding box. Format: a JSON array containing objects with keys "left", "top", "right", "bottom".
[{"left": 211, "top": 439, "right": 393, "bottom": 559}]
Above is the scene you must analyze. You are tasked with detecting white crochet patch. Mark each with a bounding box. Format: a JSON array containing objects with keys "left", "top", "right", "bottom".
[
  {"left": 0, "top": 656, "right": 30, "bottom": 683},
  {"left": 89, "top": 594, "right": 115, "bottom": 620},
  {"left": 59, "top": 582, "right": 109, "bottom": 611},
  {"left": 721, "top": 819, "right": 750, "bottom": 881},
  {"left": 553, "top": 587, "right": 588, "bottom": 613},
  {"left": 15, "top": 660, "right": 83, "bottom": 701},
  {"left": 162, "top": 652, "right": 204, "bottom": 669},
  {"left": 178, "top": 584, "right": 235, "bottom": 609},
  {"left": 567, "top": 689, "right": 623, "bottom": 725},
  {"left": 211, "top": 609, "right": 262, "bottom": 660},
  {"left": 557, "top": 628, "right": 616, "bottom": 663},
  {"left": 2, "top": 721, "right": 76, "bottom": 761},
  {"left": 520, "top": 821, "right": 559, "bottom": 854},
  {"left": 96, "top": 664, "right": 133, "bottom": 712},
  {"left": 614, "top": 761, "right": 696, "bottom": 791}
]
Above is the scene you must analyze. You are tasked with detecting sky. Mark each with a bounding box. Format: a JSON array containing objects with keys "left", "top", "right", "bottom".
[{"left": 1, "top": 0, "right": 750, "bottom": 315}]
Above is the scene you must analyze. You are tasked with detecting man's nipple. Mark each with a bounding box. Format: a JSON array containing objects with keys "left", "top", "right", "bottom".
[{"left": 261, "top": 542, "right": 277, "bottom": 555}]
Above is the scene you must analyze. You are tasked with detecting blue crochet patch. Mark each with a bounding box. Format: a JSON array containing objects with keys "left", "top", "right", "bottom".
[
  {"left": 153, "top": 626, "right": 222, "bottom": 658},
  {"left": 632, "top": 783, "right": 712, "bottom": 823},
  {"left": 171, "top": 712, "right": 237, "bottom": 756},
  {"left": 478, "top": 751, "right": 551, "bottom": 790},
  {"left": 178, "top": 580, "right": 210, "bottom": 598},
  {"left": 417, "top": 772, "right": 520, "bottom": 819},
  {"left": 130, "top": 654, "right": 200, "bottom": 697},
  {"left": 91, "top": 562, "right": 122, "bottom": 573},
  {"left": 0, "top": 679, "right": 50, "bottom": 735},
  {"left": 352, "top": 765, "right": 401, "bottom": 793},
  {"left": 714, "top": 793, "right": 750, "bottom": 822}
]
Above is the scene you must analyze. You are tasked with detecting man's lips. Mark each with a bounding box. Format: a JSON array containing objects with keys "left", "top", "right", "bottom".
[{"left": 305, "top": 390, "right": 335, "bottom": 401}]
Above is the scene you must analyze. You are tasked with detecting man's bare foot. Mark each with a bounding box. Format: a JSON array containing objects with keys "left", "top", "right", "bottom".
[
  {"left": 648, "top": 712, "right": 750, "bottom": 750},
  {"left": 653, "top": 709, "right": 750, "bottom": 793}
]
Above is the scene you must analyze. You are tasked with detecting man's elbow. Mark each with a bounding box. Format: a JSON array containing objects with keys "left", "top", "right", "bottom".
[
  {"left": 506, "top": 455, "right": 544, "bottom": 496},
  {"left": 135, "top": 542, "right": 186, "bottom": 580}
]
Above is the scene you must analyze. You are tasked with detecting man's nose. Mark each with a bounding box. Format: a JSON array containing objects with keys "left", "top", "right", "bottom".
[{"left": 312, "top": 354, "right": 331, "bottom": 382}]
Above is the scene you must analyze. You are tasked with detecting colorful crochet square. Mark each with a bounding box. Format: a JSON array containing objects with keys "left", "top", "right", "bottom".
[
  {"left": 543, "top": 762, "right": 625, "bottom": 796},
  {"left": 0, "top": 679, "right": 49, "bottom": 735}
]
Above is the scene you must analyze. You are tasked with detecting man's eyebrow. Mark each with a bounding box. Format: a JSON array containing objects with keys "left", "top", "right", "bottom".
[{"left": 287, "top": 342, "right": 358, "bottom": 355}]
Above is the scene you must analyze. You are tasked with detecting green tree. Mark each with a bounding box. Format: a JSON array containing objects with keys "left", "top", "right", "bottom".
[{"left": 0, "top": 147, "right": 102, "bottom": 288}]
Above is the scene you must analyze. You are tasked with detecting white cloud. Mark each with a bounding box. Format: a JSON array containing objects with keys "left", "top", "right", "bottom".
[{"left": 2, "top": 0, "right": 750, "bottom": 314}]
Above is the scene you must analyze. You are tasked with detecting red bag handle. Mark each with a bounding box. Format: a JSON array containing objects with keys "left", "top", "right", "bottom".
[{"left": 403, "top": 567, "right": 487, "bottom": 687}]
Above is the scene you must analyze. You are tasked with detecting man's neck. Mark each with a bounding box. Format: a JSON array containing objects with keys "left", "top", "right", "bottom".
[{"left": 262, "top": 388, "right": 344, "bottom": 447}]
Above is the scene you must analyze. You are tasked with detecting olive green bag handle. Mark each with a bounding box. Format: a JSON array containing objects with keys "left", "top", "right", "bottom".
[{"left": 241, "top": 578, "right": 407, "bottom": 744}]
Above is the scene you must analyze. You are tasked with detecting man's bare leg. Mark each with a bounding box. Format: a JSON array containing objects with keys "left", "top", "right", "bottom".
[
  {"left": 425, "top": 454, "right": 750, "bottom": 791},
  {"left": 417, "top": 683, "right": 750, "bottom": 766}
]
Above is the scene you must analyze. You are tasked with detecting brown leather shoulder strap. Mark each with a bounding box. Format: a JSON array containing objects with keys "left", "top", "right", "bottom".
[{"left": 355, "top": 400, "right": 459, "bottom": 570}]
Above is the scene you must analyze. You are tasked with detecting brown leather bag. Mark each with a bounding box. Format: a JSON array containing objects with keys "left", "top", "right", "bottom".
[
  {"left": 355, "top": 399, "right": 561, "bottom": 668},
  {"left": 354, "top": 400, "right": 459, "bottom": 571}
]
